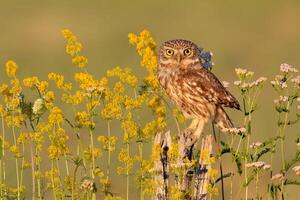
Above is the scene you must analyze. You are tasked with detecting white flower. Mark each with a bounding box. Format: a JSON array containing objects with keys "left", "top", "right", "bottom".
[
  {"left": 80, "top": 179, "right": 95, "bottom": 191},
  {"left": 234, "top": 80, "right": 242, "bottom": 86},
  {"left": 245, "top": 161, "right": 265, "bottom": 168},
  {"left": 32, "top": 98, "right": 45, "bottom": 115},
  {"left": 235, "top": 68, "right": 247, "bottom": 76},
  {"left": 271, "top": 173, "right": 283, "bottom": 181},
  {"left": 222, "top": 81, "right": 230, "bottom": 88},
  {"left": 280, "top": 63, "right": 298, "bottom": 73},
  {"left": 291, "top": 76, "right": 300, "bottom": 85},
  {"left": 292, "top": 165, "right": 300, "bottom": 175},
  {"left": 263, "top": 164, "right": 271, "bottom": 170},
  {"left": 250, "top": 142, "right": 263, "bottom": 149},
  {"left": 222, "top": 127, "right": 246, "bottom": 134}
]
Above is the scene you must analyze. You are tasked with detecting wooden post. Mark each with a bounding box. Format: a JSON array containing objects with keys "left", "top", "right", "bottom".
[
  {"left": 178, "top": 128, "right": 199, "bottom": 199},
  {"left": 153, "top": 131, "right": 172, "bottom": 200},
  {"left": 153, "top": 130, "right": 213, "bottom": 200},
  {"left": 193, "top": 135, "right": 213, "bottom": 200}
]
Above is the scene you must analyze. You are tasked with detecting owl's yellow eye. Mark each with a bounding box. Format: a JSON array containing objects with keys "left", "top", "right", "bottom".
[
  {"left": 183, "top": 48, "right": 192, "bottom": 56},
  {"left": 165, "top": 49, "right": 174, "bottom": 56}
]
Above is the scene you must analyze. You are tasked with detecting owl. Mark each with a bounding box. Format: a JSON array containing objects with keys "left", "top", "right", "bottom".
[{"left": 157, "top": 39, "right": 240, "bottom": 139}]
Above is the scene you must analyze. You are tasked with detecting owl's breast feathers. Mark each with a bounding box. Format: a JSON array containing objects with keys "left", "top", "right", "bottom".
[
  {"left": 181, "top": 67, "right": 240, "bottom": 110},
  {"left": 158, "top": 65, "right": 240, "bottom": 111}
]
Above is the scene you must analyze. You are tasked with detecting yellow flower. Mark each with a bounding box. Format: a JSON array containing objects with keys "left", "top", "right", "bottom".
[
  {"left": 173, "top": 109, "right": 186, "bottom": 124},
  {"left": 121, "top": 113, "right": 139, "bottom": 142},
  {"left": 72, "top": 55, "right": 88, "bottom": 68},
  {"left": 48, "top": 72, "right": 72, "bottom": 91},
  {"left": 61, "top": 91, "right": 84, "bottom": 105},
  {"left": 207, "top": 184, "right": 219, "bottom": 196},
  {"left": 75, "top": 111, "right": 94, "bottom": 128},
  {"left": 17, "top": 132, "right": 30, "bottom": 144},
  {"left": 48, "top": 145, "right": 62, "bottom": 160},
  {"left": 97, "top": 135, "right": 117, "bottom": 151},
  {"left": 48, "top": 107, "right": 64, "bottom": 125},
  {"left": 66, "top": 42, "right": 82, "bottom": 56},
  {"left": 23, "top": 76, "right": 40, "bottom": 89},
  {"left": 117, "top": 147, "right": 133, "bottom": 175},
  {"left": 9, "top": 145, "right": 21, "bottom": 157},
  {"left": 5, "top": 60, "right": 18, "bottom": 78},
  {"left": 62, "top": 29, "right": 77, "bottom": 41}
]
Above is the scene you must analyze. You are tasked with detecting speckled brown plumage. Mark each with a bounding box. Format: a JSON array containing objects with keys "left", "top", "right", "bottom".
[{"left": 157, "top": 39, "right": 240, "bottom": 138}]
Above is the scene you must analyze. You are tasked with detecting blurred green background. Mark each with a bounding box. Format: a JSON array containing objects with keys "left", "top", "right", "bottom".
[{"left": 1, "top": 0, "right": 300, "bottom": 199}]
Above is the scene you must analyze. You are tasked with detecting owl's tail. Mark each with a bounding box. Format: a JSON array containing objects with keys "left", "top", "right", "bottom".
[{"left": 213, "top": 106, "right": 234, "bottom": 131}]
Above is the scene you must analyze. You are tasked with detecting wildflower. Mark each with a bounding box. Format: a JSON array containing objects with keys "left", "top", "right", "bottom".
[
  {"left": 235, "top": 68, "right": 254, "bottom": 79},
  {"left": 48, "top": 72, "right": 72, "bottom": 91},
  {"left": 263, "top": 164, "right": 271, "bottom": 170},
  {"left": 62, "top": 29, "right": 77, "bottom": 42},
  {"left": 274, "top": 95, "right": 288, "bottom": 104},
  {"left": 80, "top": 178, "right": 96, "bottom": 192},
  {"left": 291, "top": 75, "right": 300, "bottom": 85},
  {"left": 245, "top": 161, "right": 265, "bottom": 168},
  {"left": 234, "top": 80, "right": 241, "bottom": 86},
  {"left": 48, "top": 107, "right": 64, "bottom": 125},
  {"left": 23, "top": 76, "right": 40, "bottom": 89},
  {"left": 5, "top": 60, "right": 18, "bottom": 78},
  {"left": 32, "top": 98, "right": 45, "bottom": 115},
  {"left": 48, "top": 145, "right": 62, "bottom": 160},
  {"left": 9, "top": 145, "right": 21, "bottom": 157},
  {"left": 297, "top": 142, "right": 300, "bottom": 150},
  {"left": 17, "top": 132, "right": 30, "bottom": 144},
  {"left": 271, "top": 173, "right": 283, "bottom": 181},
  {"left": 292, "top": 165, "right": 300, "bottom": 175},
  {"left": 222, "top": 81, "right": 230, "bottom": 88},
  {"left": 250, "top": 142, "right": 263, "bottom": 149},
  {"left": 72, "top": 55, "right": 88, "bottom": 68},
  {"left": 222, "top": 127, "right": 246, "bottom": 134},
  {"left": 207, "top": 184, "right": 219, "bottom": 196},
  {"left": 117, "top": 147, "right": 134, "bottom": 175},
  {"left": 280, "top": 63, "right": 298, "bottom": 73},
  {"left": 97, "top": 135, "right": 117, "bottom": 151}
]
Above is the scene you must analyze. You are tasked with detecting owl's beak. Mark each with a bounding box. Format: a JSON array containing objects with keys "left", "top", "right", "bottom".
[{"left": 176, "top": 55, "right": 182, "bottom": 63}]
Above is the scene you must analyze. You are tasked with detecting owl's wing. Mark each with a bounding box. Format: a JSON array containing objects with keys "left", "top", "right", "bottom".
[{"left": 182, "top": 67, "right": 240, "bottom": 110}]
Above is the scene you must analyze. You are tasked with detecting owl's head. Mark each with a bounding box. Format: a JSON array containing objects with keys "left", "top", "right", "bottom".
[{"left": 158, "top": 39, "right": 201, "bottom": 69}]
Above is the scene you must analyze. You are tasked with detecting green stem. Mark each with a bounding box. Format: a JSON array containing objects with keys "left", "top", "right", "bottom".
[
  {"left": 126, "top": 143, "right": 130, "bottom": 200},
  {"left": 1, "top": 115, "right": 6, "bottom": 197},
  {"left": 107, "top": 120, "right": 111, "bottom": 180},
  {"left": 139, "top": 142, "right": 144, "bottom": 200},
  {"left": 30, "top": 141, "right": 35, "bottom": 200},
  {"left": 20, "top": 143, "right": 25, "bottom": 191},
  {"left": 51, "top": 161, "right": 57, "bottom": 200},
  {"left": 12, "top": 125, "right": 20, "bottom": 200}
]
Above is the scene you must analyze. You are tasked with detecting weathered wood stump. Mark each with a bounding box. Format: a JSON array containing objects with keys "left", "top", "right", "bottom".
[{"left": 153, "top": 129, "right": 213, "bottom": 200}]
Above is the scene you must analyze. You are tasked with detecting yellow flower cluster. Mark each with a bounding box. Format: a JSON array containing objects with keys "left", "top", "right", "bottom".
[
  {"left": 48, "top": 128, "right": 69, "bottom": 160},
  {"left": 200, "top": 148, "right": 216, "bottom": 165},
  {"left": 128, "top": 30, "right": 159, "bottom": 90},
  {"left": 84, "top": 146, "right": 102, "bottom": 161},
  {"left": 62, "top": 29, "right": 88, "bottom": 69},
  {"left": 107, "top": 67, "right": 138, "bottom": 87},
  {"left": 5, "top": 60, "right": 18, "bottom": 78},
  {"left": 117, "top": 147, "right": 134, "bottom": 175},
  {"left": 75, "top": 111, "right": 94, "bottom": 128},
  {"left": 121, "top": 113, "right": 139, "bottom": 143},
  {"left": 74, "top": 72, "right": 107, "bottom": 91},
  {"left": 61, "top": 91, "right": 84, "bottom": 105},
  {"left": 97, "top": 135, "right": 117, "bottom": 151},
  {"left": 48, "top": 106, "right": 64, "bottom": 126},
  {"left": 48, "top": 72, "right": 72, "bottom": 91}
]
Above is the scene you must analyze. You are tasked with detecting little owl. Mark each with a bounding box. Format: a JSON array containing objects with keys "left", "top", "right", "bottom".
[{"left": 157, "top": 39, "right": 240, "bottom": 139}]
